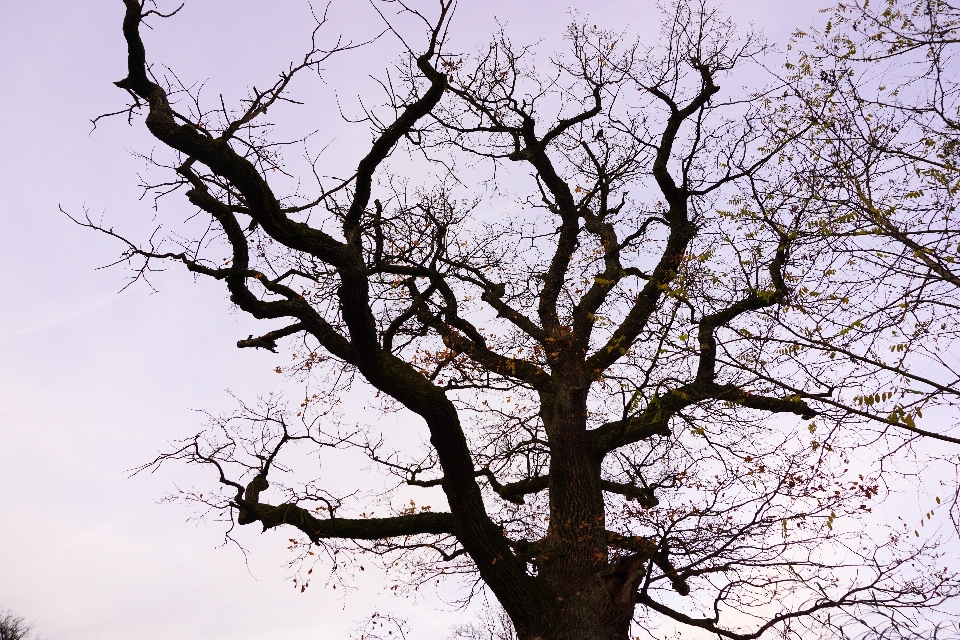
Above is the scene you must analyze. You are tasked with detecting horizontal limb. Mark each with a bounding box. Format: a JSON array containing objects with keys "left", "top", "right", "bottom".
[
  {"left": 237, "top": 323, "right": 305, "bottom": 352},
  {"left": 236, "top": 497, "right": 456, "bottom": 542}
]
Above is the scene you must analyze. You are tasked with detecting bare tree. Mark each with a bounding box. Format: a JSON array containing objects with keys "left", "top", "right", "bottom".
[
  {"left": 82, "top": 1, "right": 960, "bottom": 639},
  {"left": 0, "top": 610, "right": 36, "bottom": 640},
  {"left": 450, "top": 602, "right": 517, "bottom": 640}
]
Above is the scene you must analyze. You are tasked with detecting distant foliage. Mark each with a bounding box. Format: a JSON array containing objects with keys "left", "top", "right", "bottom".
[
  {"left": 450, "top": 603, "right": 517, "bottom": 640},
  {"left": 0, "top": 610, "right": 36, "bottom": 640}
]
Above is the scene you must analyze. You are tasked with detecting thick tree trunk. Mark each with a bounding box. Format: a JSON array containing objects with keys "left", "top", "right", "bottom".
[
  {"left": 516, "top": 363, "right": 639, "bottom": 640},
  {"left": 520, "top": 580, "right": 639, "bottom": 640},
  {"left": 539, "top": 379, "right": 605, "bottom": 586}
]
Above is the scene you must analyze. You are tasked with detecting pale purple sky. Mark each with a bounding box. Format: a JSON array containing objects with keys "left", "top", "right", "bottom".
[{"left": 0, "top": 2, "right": 826, "bottom": 638}]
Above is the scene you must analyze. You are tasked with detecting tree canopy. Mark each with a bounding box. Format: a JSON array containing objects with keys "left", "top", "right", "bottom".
[{"left": 85, "top": 1, "right": 960, "bottom": 639}]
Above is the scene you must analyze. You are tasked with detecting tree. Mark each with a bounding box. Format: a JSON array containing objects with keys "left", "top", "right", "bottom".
[
  {"left": 450, "top": 601, "right": 516, "bottom": 640},
  {"left": 84, "top": 1, "right": 960, "bottom": 639},
  {"left": 0, "top": 610, "right": 36, "bottom": 640}
]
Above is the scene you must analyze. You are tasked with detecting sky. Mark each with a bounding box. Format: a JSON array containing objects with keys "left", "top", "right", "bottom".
[{"left": 0, "top": 1, "right": 828, "bottom": 638}]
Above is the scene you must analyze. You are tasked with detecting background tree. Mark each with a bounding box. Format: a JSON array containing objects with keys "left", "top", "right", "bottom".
[
  {"left": 84, "top": 1, "right": 960, "bottom": 639},
  {"left": 449, "top": 601, "right": 516, "bottom": 640},
  {"left": 0, "top": 610, "right": 37, "bottom": 640}
]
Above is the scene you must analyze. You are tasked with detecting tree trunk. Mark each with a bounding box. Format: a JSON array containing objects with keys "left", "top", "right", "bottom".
[
  {"left": 518, "top": 363, "right": 640, "bottom": 640},
  {"left": 520, "top": 580, "right": 640, "bottom": 640}
]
